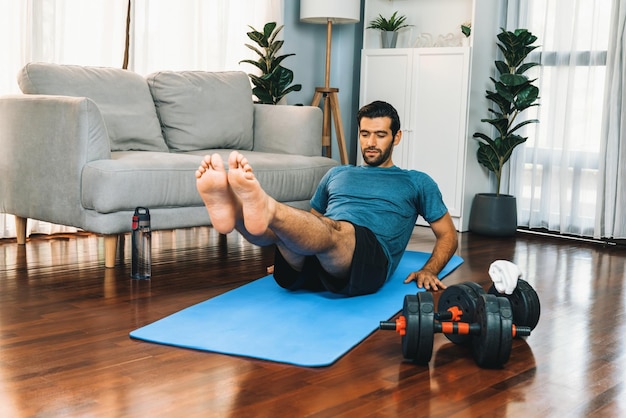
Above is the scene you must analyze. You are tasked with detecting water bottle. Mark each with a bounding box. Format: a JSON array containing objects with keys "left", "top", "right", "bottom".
[{"left": 131, "top": 207, "right": 151, "bottom": 279}]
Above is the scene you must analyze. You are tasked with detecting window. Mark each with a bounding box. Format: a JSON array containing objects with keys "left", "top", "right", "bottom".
[{"left": 509, "top": 0, "right": 613, "bottom": 236}]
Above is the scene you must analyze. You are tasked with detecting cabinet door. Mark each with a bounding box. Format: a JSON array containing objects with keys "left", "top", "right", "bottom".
[
  {"left": 359, "top": 49, "right": 413, "bottom": 168},
  {"left": 410, "top": 48, "right": 470, "bottom": 217}
]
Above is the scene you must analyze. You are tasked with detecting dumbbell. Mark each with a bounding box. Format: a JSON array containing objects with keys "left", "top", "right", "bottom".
[
  {"left": 380, "top": 291, "right": 532, "bottom": 368},
  {"left": 437, "top": 279, "right": 541, "bottom": 345}
]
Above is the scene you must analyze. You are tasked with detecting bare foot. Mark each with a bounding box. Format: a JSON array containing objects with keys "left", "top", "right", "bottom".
[
  {"left": 195, "top": 153, "right": 240, "bottom": 234},
  {"left": 226, "top": 151, "right": 275, "bottom": 236}
]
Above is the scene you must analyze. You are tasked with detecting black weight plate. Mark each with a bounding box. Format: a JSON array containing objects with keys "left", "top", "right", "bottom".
[
  {"left": 488, "top": 278, "right": 540, "bottom": 330},
  {"left": 472, "top": 294, "right": 512, "bottom": 369},
  {"left": 414, "top": 292, "right": 435, "bottom": 365},
  {"left": 401, "top": 294, "right": 420, "bottom": 361},
  {"left": 437, "top": 282, "right": 485, "bottom": 344},
  {"left": 461, "top": 282, "right": 488, "bottom": 318},
  {"left": 495, "top": 296, "right": 513, "bottom": 366},
  {"left": 463, "top": 281, "right": 487, "bottom": 299}
]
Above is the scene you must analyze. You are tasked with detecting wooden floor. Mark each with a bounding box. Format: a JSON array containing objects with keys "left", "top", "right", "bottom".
[{"left": 1, "top": 226, "right": 625, "bottom": 417}]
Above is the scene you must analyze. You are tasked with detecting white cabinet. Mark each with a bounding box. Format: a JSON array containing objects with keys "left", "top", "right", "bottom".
[{"left": 359, "top": 47, "right": 470, "bottom": 228}]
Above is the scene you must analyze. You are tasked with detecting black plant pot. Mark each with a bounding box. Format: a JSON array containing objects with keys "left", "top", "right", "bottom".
[{"left": 468, "top": 193, "right": 518, "bottom": 237}]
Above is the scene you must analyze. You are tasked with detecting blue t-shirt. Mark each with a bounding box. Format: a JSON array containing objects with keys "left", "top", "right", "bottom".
[{"left": 310, "top": 165, "right": 448, "bottom": 279}]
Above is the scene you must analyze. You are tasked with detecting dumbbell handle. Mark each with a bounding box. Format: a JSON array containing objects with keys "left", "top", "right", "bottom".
[
  {"left": 512, "top": 325, "right": 532, "bottom": 337},
  {"left": 436, "top": 322, "right": 532, "bottom": 338},
  {"left": 436, "top": 311, "right": 455, "bottom": 321},
  {"left": 436, "top": 305, "right": 533, "bottom": 338},
  {"left": 436, "top": 322, "right": 481, "bottom": 335},
  {"left": 379, "top": 317, "right": 532, "bottom": 338},
  {"left": 379, "top": 321, "right": 398, "bottom": 331},
  {"left": 380, "top": 316, "right": 406, "bottom": 335}
]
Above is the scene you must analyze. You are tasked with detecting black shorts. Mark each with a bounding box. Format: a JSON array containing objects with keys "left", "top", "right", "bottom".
[{"left": 273, "top": 223, "right": 389, "bottom": 296}]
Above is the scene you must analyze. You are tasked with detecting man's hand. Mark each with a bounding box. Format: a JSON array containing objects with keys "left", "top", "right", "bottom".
[
  {"left": 404, "top": 268, "right": 447, "bottom": 291},
  {"left": 404, "top": 212, "right": 457, "bottom": 292}
]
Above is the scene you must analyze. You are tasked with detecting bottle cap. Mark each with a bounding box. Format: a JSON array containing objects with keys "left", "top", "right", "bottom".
[{"left": 132, "top": 207, "right": 150, "bottom": 229}]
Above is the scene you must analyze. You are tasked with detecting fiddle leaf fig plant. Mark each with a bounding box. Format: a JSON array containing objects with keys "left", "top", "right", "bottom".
[
  {"left": 473, "top": 28, "right": 540, "bottom": 195},
  {"left": 240, "top": 22, "right": 302, "bottom": 105}
]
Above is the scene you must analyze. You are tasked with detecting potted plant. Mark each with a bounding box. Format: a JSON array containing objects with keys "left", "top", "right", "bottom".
[
  {"left": 367, "top": 11, "right": 412, "bottom": 48},
  {"left": 468, "top": 28, "right": 540, "bottom": 237},
  {"left": 461, "top": 22, "right": 472, "bottom": 38},
  {"left": 460, "top": 22, "right": 471, "bottom": 46},
  {"left": 239, "top": 22, "right": 302, "bottom": 105}
]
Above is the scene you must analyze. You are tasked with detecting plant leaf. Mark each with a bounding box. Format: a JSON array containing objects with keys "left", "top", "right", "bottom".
[
  {"left": 243, "top": 43, "right": 264, "bottom": 59},
  {"left": 268, "top": 24, "right": 284, "bottom": 44},
  {"left": 239, "top": 59, "right": 265, "bottom": 72},
  {"left": 500, "top": 73, "right": 528, "bottom": 87},
  {"left": 509, "top": 119, "right": 539, "bottom": 135},
  {"left": 517, "top": 62, "right": 541, "bottom": 74},
  {"left": 495, "top": 60, "right": 509, "bottom": 75},
  {"left": 476, "top": 141, "right": 501, "bottom": 173},
  {"left": 514, "top": 85, "right": 540, "bottom": 110},
  {"left": 263, "top": 22, "right": 277, "bottom": 41},
  {"left": 246, "top": 29, "right": 267, "bottom": 48}
]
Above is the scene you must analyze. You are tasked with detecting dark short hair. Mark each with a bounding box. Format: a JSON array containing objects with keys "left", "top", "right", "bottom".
[{"left": 356, "top": 101, "right": 401, "bottom": 138}]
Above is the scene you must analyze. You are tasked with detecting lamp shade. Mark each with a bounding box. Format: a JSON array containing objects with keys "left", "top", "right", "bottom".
[{"left": 300, "top": 0, "right": 360, "bottom": 24}]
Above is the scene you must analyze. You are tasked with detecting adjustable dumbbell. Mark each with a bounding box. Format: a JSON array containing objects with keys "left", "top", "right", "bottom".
[
  {"left": 380, "top": 291, "right": 532, "bottom": 368},
  {"left": 437, "top": 279, "right": 541, "bottom": 345}
]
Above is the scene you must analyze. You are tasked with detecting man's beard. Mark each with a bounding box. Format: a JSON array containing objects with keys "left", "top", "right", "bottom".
[{"left": 361, "top": 142, "right": 393, "bottom": 167}]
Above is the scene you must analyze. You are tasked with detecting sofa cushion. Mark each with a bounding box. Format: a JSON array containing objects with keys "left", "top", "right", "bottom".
[
  {"left": 18, "top": 62, "right": 168, "bottom": 153},
  {"left": 146, "top": 71, "right": 254, "bottom": 152},
  {"left": 81, "top": 150, "right": 338, "bottom": 213}
]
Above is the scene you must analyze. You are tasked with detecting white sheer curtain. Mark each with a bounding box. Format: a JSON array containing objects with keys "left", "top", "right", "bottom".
[
  {"left": 0, "top": 0, "right": 282, "bottom": 239},
  {"left": 0, "top": 0, "right": 128, "bottom": 239},
  {"left": 595, "top": 0, "right": 626, "bottom": 239},
  {"left": 130, "top": 0, "right": 283, "bottom": 74},
  {"left": 506, "top": 0, "right": 617, "bottom": 238}
]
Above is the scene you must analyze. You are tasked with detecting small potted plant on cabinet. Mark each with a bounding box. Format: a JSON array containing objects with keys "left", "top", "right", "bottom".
[
  {"left": 461, "top": 22, "right": 471, "bottom": 46},
  {"left": 469, "top": 28, "right": 540, "bottom": 237},
  {"left": 367, "top": 11, "right": 412, "bottom": 48}
]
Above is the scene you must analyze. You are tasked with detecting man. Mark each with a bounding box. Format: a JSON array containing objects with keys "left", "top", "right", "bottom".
[{"left": 195, "top": 100, "right": 458, "bottom": 296}]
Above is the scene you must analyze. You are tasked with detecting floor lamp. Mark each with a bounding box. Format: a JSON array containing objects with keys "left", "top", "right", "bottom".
[{"left": 300, "top": 0, "right": 360, "bottom": 164}]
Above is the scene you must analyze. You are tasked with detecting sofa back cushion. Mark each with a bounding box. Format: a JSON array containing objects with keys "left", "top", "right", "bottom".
[
  {"left": 18, "top": 62, "right": 168, "bottom": 152},
  {"left": 146, "top": 71, "right": 254, "bottom": 151}
]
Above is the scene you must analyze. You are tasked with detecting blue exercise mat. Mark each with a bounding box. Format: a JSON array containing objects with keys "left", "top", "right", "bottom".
[{"left": 130, "top": 251, "right": 463, "bottom": 367}]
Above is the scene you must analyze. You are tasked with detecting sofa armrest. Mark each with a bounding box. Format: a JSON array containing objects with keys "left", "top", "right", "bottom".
[
  {"left": 0, "top": 95, "right": 110, "bottom": 226},
  {"left": 252, "top": 104, "right": 323, "bottom": 157}
]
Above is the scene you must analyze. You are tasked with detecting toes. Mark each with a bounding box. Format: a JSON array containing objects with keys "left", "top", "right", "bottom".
[
  {"left": 240, "top": 157, "right": 252, "bottom": 172},
  {"left": 228, "top": 151, "right": 239, "bottom": 169},
  {"left": 209, "top": 153, "right": 224, "bottom": 170}
]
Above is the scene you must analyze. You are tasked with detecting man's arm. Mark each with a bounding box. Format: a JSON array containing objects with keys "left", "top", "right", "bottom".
[{"left": 404, "top": 211, "right": 458, "bottom": 291}]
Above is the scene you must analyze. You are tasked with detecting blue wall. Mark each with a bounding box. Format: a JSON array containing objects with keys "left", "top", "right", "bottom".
[{"left": 283, "top": 1, "right": 364, "bottom": 164}]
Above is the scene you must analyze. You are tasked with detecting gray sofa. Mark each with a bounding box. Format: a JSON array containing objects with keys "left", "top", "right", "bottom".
[{"left": 0, "top": 63, "right": 339, "bottom": 267}]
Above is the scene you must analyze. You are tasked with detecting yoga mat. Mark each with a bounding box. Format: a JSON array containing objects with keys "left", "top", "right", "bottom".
[{"left": 130, "top": 251, "right": 463, "bottom": 367}]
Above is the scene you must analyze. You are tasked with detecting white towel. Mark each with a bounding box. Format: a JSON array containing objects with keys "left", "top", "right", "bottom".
[{"left": 489, "top": 260, "right": 522, "bottom": 295}]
